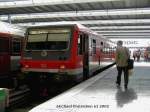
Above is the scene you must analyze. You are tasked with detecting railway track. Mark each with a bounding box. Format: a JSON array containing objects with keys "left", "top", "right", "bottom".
[{"left": 8, "top": 86, "right": 30, "bottom": 109}]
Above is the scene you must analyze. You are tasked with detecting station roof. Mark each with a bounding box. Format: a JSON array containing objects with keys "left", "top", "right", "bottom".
[{"left": 0, "top": 0, "right": 150, "bottom": 39}]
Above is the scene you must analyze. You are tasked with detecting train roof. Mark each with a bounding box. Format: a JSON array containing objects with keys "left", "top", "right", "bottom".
[
  {"left": 27, "top": 21, "right": 106, "bottom": 39},
  {"left": 0, "top": 21, "right": 25, "bottom": 37}
]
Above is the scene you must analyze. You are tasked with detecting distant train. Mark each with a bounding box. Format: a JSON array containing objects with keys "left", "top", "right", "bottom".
[
  {"left": 20, "top": 22, "right": 116, "bottom": 84},
  {"left": 0, "top": 21, "right": 25, "bottom": 87}
]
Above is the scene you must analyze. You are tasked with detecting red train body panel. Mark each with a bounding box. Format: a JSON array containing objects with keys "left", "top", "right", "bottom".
[
  {"left": 0, "top": 22, "right": 25, "bottom": 87},
  {"left": 21, "top": 22, "right": 116, "bottom": 82}
]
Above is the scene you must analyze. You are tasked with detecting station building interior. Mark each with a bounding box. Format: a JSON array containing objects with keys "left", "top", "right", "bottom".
[
  {"left": 1, "top": 0, "right": 150, "bottom": 59},
  {"left": 0, "top": 0, "right": 150, "bottom": 112}
]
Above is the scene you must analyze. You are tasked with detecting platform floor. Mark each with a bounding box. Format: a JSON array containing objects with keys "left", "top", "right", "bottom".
[{"left": 29, "top": 62, "right": 150, "bottom": 112}]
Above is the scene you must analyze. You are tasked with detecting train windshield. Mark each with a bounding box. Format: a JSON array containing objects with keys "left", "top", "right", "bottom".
[{"left": 26, "top": 28, "right": 71, "bottom": 51}]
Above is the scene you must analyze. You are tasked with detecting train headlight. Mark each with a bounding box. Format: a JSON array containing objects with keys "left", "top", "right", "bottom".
[
  {"left": 80, "top": 61, "right": 83, "bottom": 66},
  {"left": 59, "top": 65, "right": 66, "bottom": 73},
  {"left": 25, "top": 65, "right": 29, "bottom": 68},
  {"left": 60, "top": 65, "right": 66, "bottom": 69}
]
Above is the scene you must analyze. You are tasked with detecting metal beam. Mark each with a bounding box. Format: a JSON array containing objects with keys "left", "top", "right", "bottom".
[
  {"left": 95, "top": 30, "right": 150, "bottom": 33},
  {"left": 14, "top": 19, "right": 150, "bottom": 26},
  {"left": 1, "top": 8, "right": 150, "bottom": 21},
  {"left": 0, "top": 0, "right": 29, "bottom": 1},
  {"left": 103, "top": 35, "right": 150, "bottom": 38},
  {"left": 0, "top": 0, "right": 122, "bottom": 8},
  {"left": 90, "top": 26, "right": 150, "bottom": 30},
  {"left": 102, "top": 33, "right": 150, "bottom": 36}
]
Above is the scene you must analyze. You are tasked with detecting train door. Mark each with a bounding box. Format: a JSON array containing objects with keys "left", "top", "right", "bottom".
[
  {"left": 11, "top": 38, "right": 22, "bottom": 71},
  {"left": 0, "top": 37, "right": 10, "bottom": 75},
  {"left": 78, "top": 33, "right": 89, "bottom": 80},
  {"left": 83, "top": 34, "right": 89, "bottom": 80}
]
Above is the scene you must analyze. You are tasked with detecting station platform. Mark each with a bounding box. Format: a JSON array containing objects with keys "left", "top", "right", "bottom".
[{"left": 29, "top": 62, "right": 150, "bottom": 112}]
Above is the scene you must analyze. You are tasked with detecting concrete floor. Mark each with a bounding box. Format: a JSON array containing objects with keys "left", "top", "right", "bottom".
[
  {"left": 29, "top": 62, "right": 150, "bottom": 112},
  {"left": 17, "top": 61, "right": 150, "bottom": 112}
]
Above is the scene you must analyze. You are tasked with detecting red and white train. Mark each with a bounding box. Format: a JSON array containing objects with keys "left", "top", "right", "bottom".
[
  {"left": 20, "top": 22, "right": 116, "bottom": 83},
  {"left": 0, "top": 21, "right": 25, "bottom": 87}
]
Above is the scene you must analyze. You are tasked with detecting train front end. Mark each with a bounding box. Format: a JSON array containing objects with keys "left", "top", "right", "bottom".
[{"left": 21, "top": 25, "right": 80, "bottom": 82}]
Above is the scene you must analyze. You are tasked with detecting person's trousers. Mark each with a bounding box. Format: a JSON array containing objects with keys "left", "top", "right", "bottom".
[{"left": 116, "top": 66, "right": 128, "bottom": 86}]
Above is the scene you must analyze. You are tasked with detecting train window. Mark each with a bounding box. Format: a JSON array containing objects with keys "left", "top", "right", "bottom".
[
  {"left": 101, "top": 42, "right": 103, "bottom": 46},
  {"left": 78, "top": 34, "right": 83, "bottom": 55},
  {"left": 92, "top": 39, "right": 96, "bottom": 54},
  {"left": 0, "top": 38, "right": 9, "bottom": 53},
  {"left": 47, "top": 33, "right": 70, "bottom": 50},
  {"left": 48, "top": 33, "right": 69, "bottom": 41},
  {"left": 26, "top": 34, "right": 47, "bottom": 50},
  {"left": 12, "top": 40, "right": 21, "bottom": 54},
  {"left": 26, "top": 32, "right": 70, "bottom": 50},
  {"left": 28, "top": 34, "right": 47, "bottom": 42},
  {"left": 102, "top": 47, "right": 108, "bottom": 54}
]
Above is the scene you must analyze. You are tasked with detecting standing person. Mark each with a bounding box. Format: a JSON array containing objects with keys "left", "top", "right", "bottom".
[
  {"left": 133, "top": 50, "right": 136, "bottom": 61},
  {"left": 136, "top": 49, "right": 141, "bottom": 61},
  {"left": 115, "top": 40, "right": 130, "bottom": 89}
]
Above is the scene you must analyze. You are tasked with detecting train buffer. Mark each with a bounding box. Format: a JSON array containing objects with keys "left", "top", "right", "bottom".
[{"left": 29, "top": 62, "right": 150, "bottom": 112}]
